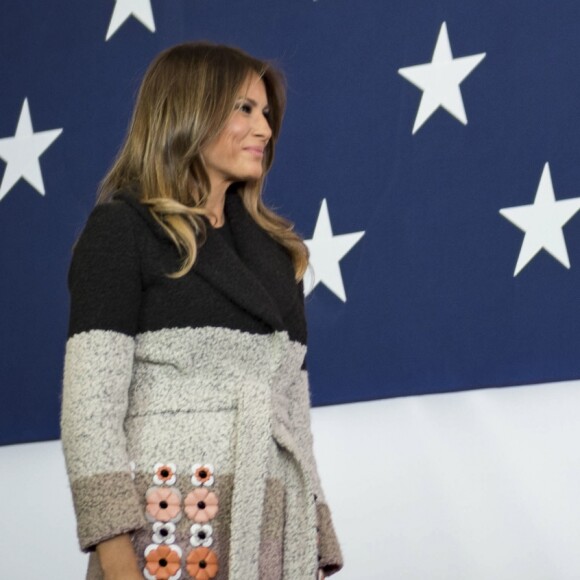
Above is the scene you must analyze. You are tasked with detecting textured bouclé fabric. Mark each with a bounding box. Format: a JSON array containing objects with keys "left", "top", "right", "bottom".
[{"left": 61, "top": 190, "right": 343, "bottom": 580}]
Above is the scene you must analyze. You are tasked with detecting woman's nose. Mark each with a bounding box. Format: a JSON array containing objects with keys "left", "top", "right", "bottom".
[{"left": 254, "top": 114, "right": 272, "bottom": 141}]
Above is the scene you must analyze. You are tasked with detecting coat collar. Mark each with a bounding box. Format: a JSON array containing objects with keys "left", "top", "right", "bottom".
[
  {"left": 195, "top": 192, "right": 289, "bottom": 331},
  {"left": 113, "top": 190, "right": 293, "bottom": 332}
]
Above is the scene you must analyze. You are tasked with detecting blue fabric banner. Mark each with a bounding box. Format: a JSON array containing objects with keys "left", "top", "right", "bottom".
[{"left": 1, "top": 0, "right": 579, "bottom": 444}]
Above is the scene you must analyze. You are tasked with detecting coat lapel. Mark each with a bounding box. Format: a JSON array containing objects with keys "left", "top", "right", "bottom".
[
  {"left": 114, "top": 189, "right": 292, "bottom": 332},
  {"left": 193, "top": 192, "right": 290, "bottom": 332}
]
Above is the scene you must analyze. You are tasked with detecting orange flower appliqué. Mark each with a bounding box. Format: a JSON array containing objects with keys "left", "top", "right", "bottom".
[
  {"left": 186, "top": 547, "right": 219, "bottom": 580},
  {"left": 184, "top": 488, "right": 219, "bottom": 523},
  {"left": 146, "top": 486, "right": 182, "bottom": 523},
  {"left": 153, "top": 462, "right": 177, "bottom": 486},
  {"left": 191, "top": 463, "right": 215, "bottom": 487},
  {"left": 144, "top": 544, "right": 182, "bottom": 580}
]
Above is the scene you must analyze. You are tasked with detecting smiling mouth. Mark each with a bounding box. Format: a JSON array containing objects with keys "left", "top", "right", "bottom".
[{"left": 244, "top": 147, "right": 264, "bottom": 156}]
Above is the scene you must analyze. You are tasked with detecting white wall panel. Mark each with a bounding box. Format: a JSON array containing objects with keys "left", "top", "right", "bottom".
[{"left": 2, "top": 380, "right": 579, "bottom": 579}]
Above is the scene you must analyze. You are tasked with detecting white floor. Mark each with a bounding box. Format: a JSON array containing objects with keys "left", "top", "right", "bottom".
[{"left": 3, "top": 380, "right": 580, "bottom": 579}]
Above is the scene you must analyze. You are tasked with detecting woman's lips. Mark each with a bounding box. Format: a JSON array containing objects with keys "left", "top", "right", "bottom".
[{"left": 244, "top": 147, "right": 264, "bottom": 157}]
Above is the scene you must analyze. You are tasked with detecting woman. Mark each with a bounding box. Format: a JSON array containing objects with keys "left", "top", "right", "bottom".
[{"left": 61, "top": 42, "right": 343, "bottom": 580}]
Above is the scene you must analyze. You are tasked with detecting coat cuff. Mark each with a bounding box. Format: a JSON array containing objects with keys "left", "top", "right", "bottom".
[
  {"left": 71, "top": 471, "right": 147, "bottom": 552},
  {"left": 317, "top": 502, "right": 344, "bottom": 576}
]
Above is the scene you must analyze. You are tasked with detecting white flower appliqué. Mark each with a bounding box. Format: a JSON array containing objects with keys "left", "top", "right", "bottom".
[
  {"left": 152, "top": 521, "right": 176, "bottom": 545},
  {"left": 190, "top": 523, "right": 214, "bottom": 547}
]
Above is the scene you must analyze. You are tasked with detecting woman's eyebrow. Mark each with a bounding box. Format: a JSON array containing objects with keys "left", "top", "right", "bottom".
[{"left": 237, "top": 97, "right": 270, "bottom": 109}]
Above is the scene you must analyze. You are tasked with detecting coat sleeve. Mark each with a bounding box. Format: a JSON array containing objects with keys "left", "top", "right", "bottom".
[
  {"left": 290, "top": 283, "right": 344, "bottom": 576},
  {"left": 290, "top": 367, "right": 344, "bottom": 576},
  {"left": 61, "top": 201, "right": 147, "bottom": 552}
]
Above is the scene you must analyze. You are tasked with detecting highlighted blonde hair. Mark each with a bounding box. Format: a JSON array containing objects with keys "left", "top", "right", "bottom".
[{"left": 98, "top": 42, "right": 308, "bottom": 280}]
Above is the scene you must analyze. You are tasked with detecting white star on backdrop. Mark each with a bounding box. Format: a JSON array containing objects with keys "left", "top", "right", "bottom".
[
  {"left": 106, "top": 0, "right": 155, "bottom": 41},
  {"left": 398, "top": 21, "right": 486, "bottom": 134},
  {"left": 500, "top": 163, "right": 580, "bottom": 276},
  {"left": 0, "top": 99, "right": 63, "bottom": 202},
  {"left": 304, "top": 199, "right": 365, "bottom": 302}
]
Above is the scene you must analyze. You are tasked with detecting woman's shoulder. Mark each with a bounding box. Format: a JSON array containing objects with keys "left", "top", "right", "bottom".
[
  {"left": 78, "top": 191, "right": 167, "bottom": 250},
  {"left": 73, "top": 202, "right": 135, "bottom": 263},
  {"left": 84, "top": 190, "right": 142, "bottom": 225},
  {"left": 70, "top": 197, "right": 157, "bottom": 283},
  {"left": 70, "top": 192, "right": 181, "bottom": 295},
  {"left": 67, "top": 196, "right": 148, "bottom": 338}
]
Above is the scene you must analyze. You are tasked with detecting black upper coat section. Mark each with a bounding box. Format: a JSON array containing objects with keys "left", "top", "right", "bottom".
[{"left": 68, "top": 190, "right": 307, "bottom": 345}]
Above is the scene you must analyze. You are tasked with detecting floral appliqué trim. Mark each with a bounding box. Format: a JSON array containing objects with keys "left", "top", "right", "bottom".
[
  {"left": 184, "top": 488, "right": 219, "bottom": 523},
  {"left": 191, "top": 464, "right": 215, "bottom": 487},
  {"left": 146, "top": 486, "right": 182, "bottom": 523},
  {"left": 186, "top": 547, "right": 219, "bottom": 580},
  {"left": 144, "top": 544, "right": 182, "bottom": 580},
  {"left": 152, "top": 521, "right": 177, "bottom": 545},
  {"left": 189, "top": 523, "right": 214, "bottom": 547},
  {"left": 153, "top": 463, "right": 177, "bottom": 486}
]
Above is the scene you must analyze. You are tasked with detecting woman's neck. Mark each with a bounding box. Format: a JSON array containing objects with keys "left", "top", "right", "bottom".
[{"left": 204, "top": 183, "right": 228, "bottom": 228}]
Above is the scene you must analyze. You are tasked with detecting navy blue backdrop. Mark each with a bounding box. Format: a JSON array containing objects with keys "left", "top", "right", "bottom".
[{"left": 1, "top": 1, "right": 580, "bottom": 444}]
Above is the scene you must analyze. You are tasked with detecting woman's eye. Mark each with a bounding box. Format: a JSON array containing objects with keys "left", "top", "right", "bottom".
[{"left": 238, "top": 103, "right": 252, "bottom": 114}]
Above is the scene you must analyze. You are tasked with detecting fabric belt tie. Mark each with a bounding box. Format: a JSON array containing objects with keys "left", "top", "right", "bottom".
[{"left": 227, "top": 336, "right": 318, "bottom": 580}]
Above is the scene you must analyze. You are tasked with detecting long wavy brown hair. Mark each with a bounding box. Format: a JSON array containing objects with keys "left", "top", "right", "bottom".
[{"left": 98, "top": 42, "right": 308, "bottom": 280}]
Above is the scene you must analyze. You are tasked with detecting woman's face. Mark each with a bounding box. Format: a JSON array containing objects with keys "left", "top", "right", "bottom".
[{"left": 203, "top": 72, "right": 272, "bottom": 194}]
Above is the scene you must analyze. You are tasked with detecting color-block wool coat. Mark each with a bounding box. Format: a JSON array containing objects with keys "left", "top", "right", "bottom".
[{"left": 61, "top": 190, "right": 343, "bottom": 580}]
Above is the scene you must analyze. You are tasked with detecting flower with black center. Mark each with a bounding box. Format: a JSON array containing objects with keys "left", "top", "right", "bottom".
[
  {"left": 146, "top": 486, "right": 182, "bottom": 523},
  {"left": 153, "top": 462, "right": 177, "bottom": 486},
  {"left": 190, "top": 523, "right": 214, "bottom": 547},
  {"left": 185, "top": 488, "right": 219, "bottom": 523},
  {"left": 143, "top": 543, "right": 182, "bottom": 580},
  {"left": 186, "top": 547, "right": 219, "bottom": 580},
  {"left": 152, "top": 521, "right": 176, "bottom": 545},
  {"left": 191, "top": 463, "right": 215, "bottom": 487}
]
